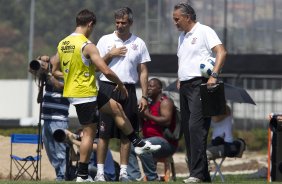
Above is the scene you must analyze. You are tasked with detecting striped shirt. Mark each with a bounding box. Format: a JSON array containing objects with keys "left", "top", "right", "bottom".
[{"left": 42, "top": 83, "right": 70, "bottom": 121}]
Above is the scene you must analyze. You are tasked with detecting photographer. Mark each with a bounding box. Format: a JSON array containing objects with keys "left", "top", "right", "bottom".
[
  {"left": 62, "top": 129, "right": 118, "bottom": 181},
  {"left": 29, "top": 55, "right": 70, "bottom": 181}
]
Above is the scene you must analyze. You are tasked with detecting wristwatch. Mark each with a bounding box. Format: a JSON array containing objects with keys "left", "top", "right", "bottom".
[{"left": 211, "top": 72, "right": 219, "bottom": 79}]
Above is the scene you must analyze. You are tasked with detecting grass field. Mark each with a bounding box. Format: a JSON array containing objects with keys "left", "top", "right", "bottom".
[{"left": 0, "top": 175, "right": 269, "bottom": 184}]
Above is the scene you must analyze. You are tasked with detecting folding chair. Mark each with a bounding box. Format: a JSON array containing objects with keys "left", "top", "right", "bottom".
[
  {"left": 10, "top": 134, "right": 42, "bottom": 180},
  {"left": 209, "top": 138, "right": 246, "bottom": 182},
  {"left": 210, "top": 157, "right": 226, "bottom": 182}
]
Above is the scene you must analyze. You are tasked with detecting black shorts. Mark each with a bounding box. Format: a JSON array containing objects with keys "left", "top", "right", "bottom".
[
  {"left": 74, "top": 101, "right": 99, "bottom": 125},
  {"left": 97, "top": 81, "right": 139, "bottom": 139}
]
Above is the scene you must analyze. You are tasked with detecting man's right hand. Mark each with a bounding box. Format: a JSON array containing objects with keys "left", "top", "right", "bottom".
[
  {"left": 114, "top": 83, "right": 128, "bottom": 98},
  {"left": 109, "top": 44, "right": 127, "bottom": 57}
]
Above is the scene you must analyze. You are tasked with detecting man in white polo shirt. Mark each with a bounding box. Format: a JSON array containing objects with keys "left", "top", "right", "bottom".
[
  {"left": 95, "top": 7, "right": 152, "bottom": 182},
  {"left": 173, "top": 2, "right": 227, "bottom": 183}
]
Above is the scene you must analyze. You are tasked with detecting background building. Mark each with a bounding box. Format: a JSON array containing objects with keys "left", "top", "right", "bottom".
[{"left": 0, "top": 0, "right": 281, "bottom": 129}]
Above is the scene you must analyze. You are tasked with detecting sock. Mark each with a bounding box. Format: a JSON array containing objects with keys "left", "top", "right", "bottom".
[
  {"left": 77, "top": 162, "right": 88, "bottom": 179},
  {"left": 97, "top": 164, "right": 104, "bottom": 175},
  {"left": 127, "top": 131, "right": 145, "bottom": 147},
  {"left": 120, "top": 164, "right": 128, "bottom": 175}
]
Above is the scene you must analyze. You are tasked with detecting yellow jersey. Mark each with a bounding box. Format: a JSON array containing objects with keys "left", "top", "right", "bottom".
[{"left": 57, "top": 33, "right": 98, "bottom": 98}]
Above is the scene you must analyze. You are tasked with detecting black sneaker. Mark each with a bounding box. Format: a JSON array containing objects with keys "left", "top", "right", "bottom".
[{"left": 235, "top": 138, "right": 246, "bottom": 158}]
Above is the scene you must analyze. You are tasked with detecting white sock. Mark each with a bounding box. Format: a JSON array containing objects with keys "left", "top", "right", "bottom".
[
  {"left": 97, "top": 164, "right": 104, "bottom": 175},
  {"left": 120, "top": 164, "right": 128, "bottom": 175}
]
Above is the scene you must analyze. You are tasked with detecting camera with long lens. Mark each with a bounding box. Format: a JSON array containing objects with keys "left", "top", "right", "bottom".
[
  {"left": 29, "top": 57, "right": 50, "bottom": 78},
  {"left": 29, "top": 59, "right": 44, "bottom": 71},
  {"left": 53, "top": 129, "right": 80, "bottom": 143}
]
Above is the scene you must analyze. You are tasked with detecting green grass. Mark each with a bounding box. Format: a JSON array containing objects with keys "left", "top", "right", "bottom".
[
  {"left": 0, "top": 175, "right": 270, "bottom": 184},
  {"left": 212, "top": 174, "right": 268, "bottom": 183}
]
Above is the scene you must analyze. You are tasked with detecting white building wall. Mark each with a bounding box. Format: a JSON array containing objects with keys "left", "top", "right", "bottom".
[
  {"left": 0, "top": 79, "right": 77, "bottom": 125},
  {"left": 0, "top": 77, "right": 178, "bottom": 125}
]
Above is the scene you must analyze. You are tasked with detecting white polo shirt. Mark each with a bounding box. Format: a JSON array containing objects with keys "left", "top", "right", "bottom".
[
  {"left": 177, "top": 22, "right": 222, "bottom": 81},
  {"left": 97, "top": 32, "right": 151, "bottom": 84},
  {"left": 211, "top": 115, "right": 234, "bottom": 143}
]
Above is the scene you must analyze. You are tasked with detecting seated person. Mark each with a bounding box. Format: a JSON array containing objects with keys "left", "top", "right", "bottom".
[
  {"left": 64, "top": 129, "right": 117, "bottom": 181},
  {"left": 127, "top": 78, "right": 178, "bottom": 181},
  {"left": 206, "top": 105, "right": 246, "bottom": 160}
]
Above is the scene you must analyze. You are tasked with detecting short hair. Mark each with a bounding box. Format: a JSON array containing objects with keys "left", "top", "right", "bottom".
[
  {"left": 174, "top": 2, "right": 196, "bottom": 21},
  {"left": 149, "top": 78, "right": 163, "bottom": 89},
  {"left": 114, "top": 7, "right": 133, "bottom": 23},
  {"left": 76, "top": 9, "right": 96, "bottom": 27}
]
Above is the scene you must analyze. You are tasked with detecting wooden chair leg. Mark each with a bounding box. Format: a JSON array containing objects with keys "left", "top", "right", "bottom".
[
  {"left": 163, "top": 159, "right": 171, "bottom": 182},
  {"left": 154, "top": 155, "right": 176, "bottom": 182}
]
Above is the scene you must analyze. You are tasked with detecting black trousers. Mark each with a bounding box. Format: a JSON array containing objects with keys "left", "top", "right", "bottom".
[{"left": 180, "top": 78, "right": 211, "bottom": 182}]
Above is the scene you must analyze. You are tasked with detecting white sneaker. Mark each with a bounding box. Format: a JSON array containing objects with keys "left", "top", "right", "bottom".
[
  {"left": 183, "top": 177, "right": 202, "bottom": 183},
  {"left": 119, "top": 172, "right": 130, "bottom": 182},
  {"left": 94, "top": 173, "right": 106, "bottom": 182},
  {"left": 76, "top": 176, "right": 93, "bottom": 182},
  {"left": 135, "top": 176, "right": 144, "bottom": 182},
  {"left": 134, "top": 141, "right": 161, "bottom": 155}
]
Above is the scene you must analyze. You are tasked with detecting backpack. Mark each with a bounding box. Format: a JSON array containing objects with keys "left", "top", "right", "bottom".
[{"left": 163, "top": 106, "right": 183, "bottom": 141}]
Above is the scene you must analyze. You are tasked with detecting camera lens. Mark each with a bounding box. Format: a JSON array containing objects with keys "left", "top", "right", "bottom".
[
  {"left": 53, "top": 129, "right": 66, "bottom": 142},
  {"left": 29, "top": 60, "right": 41, "bottom": 71}
]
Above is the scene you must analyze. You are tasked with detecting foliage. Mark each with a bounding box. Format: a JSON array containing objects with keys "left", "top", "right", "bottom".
[
  {"left": 108, "top": 138, "right": 121, "bottom": 152},
  {"left": 0, "top": 127, "right": 38, "bottom": 137},
  {"left": 234, "top": 129, "right": 268, "bottom": 153},
  {"left": 175, "top": 128, "right": 268, "bottom": 153},
  {"left": 0, "top": 127, "right": 269, "bottom": 153},
  {"left": 0, "top": 0, "right": 149, "bottom": 79}
]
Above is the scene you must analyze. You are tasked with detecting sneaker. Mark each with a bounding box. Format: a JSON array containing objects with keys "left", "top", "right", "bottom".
[
  {"left": 183, "top": 177, "right": 202, "bottom": 183},
  {"left": 119, "top": 173, "right": 131, "bottom": 182},
  {"left": 134, "top": 141, "right": 161, "bottom": 155},
  {"left": 94, "top": 173, "right": 106, "bottom": 182},
  {"left": 183, "top": 178, "right": 189, "bottom": 183},
  {"left": 135, "top": 176, "right": 144, "bottom": 182},
  {"left": 76, "top": 176, "right": 93, "bottom": 182},
  {"left": 235, "top": 138, "right": 246, "bottom": 158}
]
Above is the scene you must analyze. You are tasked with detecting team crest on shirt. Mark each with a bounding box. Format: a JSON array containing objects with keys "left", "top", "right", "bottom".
[
  {"left": 131, "top": 43, "right": 138, "bottom": 50},
  {"left": 107, "top": 45, "right": 113, "bottom": 52},
  {"left": 191, "top": 37, "right": 197, "bottom": 44}
]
